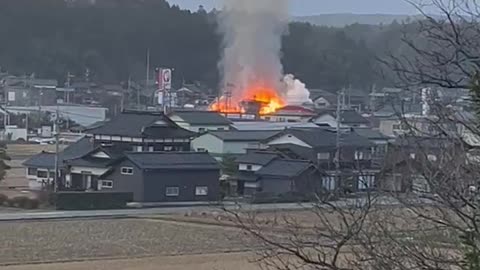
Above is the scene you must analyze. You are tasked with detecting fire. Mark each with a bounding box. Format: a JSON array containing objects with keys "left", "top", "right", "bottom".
[{"left": 210, "top": 85, "right": 285, "bottom": 115}]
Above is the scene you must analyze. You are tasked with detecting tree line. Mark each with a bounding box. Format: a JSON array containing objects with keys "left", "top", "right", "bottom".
[{"left": 0, "top": 0, "right": 408, "bottom": 91}]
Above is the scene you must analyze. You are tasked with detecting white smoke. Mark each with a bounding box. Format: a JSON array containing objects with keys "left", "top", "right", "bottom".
[
  {"left": 283, "top": 74, "right": 313, "bottom": 106},
  {"left": 218, "top": 0, "right": 289, "bottom": 99}
]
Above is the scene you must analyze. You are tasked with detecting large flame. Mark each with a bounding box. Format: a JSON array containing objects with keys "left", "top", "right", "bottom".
[{"left": 210, "top": 85, "right": 285, "bottom": 115}]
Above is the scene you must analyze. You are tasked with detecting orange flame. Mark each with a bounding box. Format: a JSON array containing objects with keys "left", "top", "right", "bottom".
[{"left": 210, "top": 85, "right": 285, "bottom": 115}]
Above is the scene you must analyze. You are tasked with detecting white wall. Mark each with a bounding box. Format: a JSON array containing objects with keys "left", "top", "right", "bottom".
[
  {"left": 239, "top": 164, "right": 262, "bottom": 172},
  {"left": 191, "top": 134, "right": 224, "bottom": 154},
  {"left": 267, "top": 134, "right": 312, "bottom": 148},
  {"left": 223, "top": 141, "right": 253, "bottom": 154}
]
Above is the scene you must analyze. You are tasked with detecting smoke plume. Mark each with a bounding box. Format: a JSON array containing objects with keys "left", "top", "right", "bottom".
[
  {"left": 283, "top": 74, "right": 313, "bottom": 105},
  {"left": 218, "top": 0, "right": 289, "bottom": 100}
]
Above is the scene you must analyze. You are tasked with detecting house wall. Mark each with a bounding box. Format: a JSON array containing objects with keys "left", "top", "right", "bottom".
[
  {"left": 239, "top": 164, "right": 262, "bottom": 171},
  {"left": 191, "top": 134, "right": 224, "bottom": 154},
  {"left": 102, "top": 159, "right": 144, "bottom": 201},
  {"left": 314, "top": 97, "right": 332, "bottom": 109},
  {"left": 379, "top": 119, "right": 401, "bottom": 137},
  {"left": 142, "top": 169, "right": 220, "bottom": 202},
  {"left": 223, "top": 141, "right": 258, "bottom": 154},
  {"left": 261, "top": 177, "right": 293, "bottom": 194}
]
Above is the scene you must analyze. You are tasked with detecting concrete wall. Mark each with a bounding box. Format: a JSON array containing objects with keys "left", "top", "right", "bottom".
[{"left": 142, "top": 169, "right": 220, "bottom": 202}]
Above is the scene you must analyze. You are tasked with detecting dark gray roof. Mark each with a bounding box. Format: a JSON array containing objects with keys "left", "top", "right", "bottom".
[
  {"left": 354, "top": 128, "right": 389, "bottom": 140},
  {"left": 66, "top": 144, "right": 129, "bottom": 168},
  {"left": 126, "top": 152, "right": 220, "bottom": 170},
  {"left": 62, "top": 137, "right": 95, "bottom": 160},
  {"left": 23, "top": 137, "right": 95, "bottom": 169},
  {"left": 309, "top": 89, "right": 337, "bottom": 104},
  {"left": 209, "top": 131, "right": 280, "bottom": 142},
  {"left": 87, "top": 111, "right": 195, "bottom": 139},
  {"left": 23, "top": 152, "right": 57, "bottom": 169},
  {"left": 256, "top": 159, "right": 313, "bottom": 177},
  {"left": 171, "top": 111, "right": 232, "bottom": 125},
  {"left": 281, "top": 128, "right": 373, "bottom": 149},
  {"left": 235, "top": 152, "right": 279, "bottom": 166}
]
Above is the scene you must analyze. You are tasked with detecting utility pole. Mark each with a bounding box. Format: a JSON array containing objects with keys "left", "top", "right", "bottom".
[
  {"left": 143, "top": 48, "right": 150, "bottom": 110},
  {"left": 335, "top": 88, "right": 344, "bottom": 189},
  {"left": 53, "top": 105, "right": 60, "bottom": 193}
]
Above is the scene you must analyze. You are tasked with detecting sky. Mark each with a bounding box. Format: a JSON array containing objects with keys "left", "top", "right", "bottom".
[{"left": 166, "top": 0, "right": 418, "bottom": 16}]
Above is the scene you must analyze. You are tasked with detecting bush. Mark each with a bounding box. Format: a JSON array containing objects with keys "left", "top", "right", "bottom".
[
  {"left": 0, "top": 193, "right": 7, "bottom": 205},
  {"left": 54, "top": 192, "right": 134, "bottom": 210},
  {"left": 11, "top": 196, "right": 29, "bottom": 208},
  {"left": 24, "top": 198, "right": 40, "bottom": 209}
]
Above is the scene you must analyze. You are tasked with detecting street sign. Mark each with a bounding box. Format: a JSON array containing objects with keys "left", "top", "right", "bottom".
[{"left": 162, "top": 69, "right": 172, "bottom": 90}]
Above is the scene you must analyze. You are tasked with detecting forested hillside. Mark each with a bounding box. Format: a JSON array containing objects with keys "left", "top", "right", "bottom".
[{"left": 0, "top": 0, "right": 409, "bottom": 90}]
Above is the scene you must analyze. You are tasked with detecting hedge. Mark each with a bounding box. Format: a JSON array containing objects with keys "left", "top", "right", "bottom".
[{"left": 53, "top": 192, "right": 134, "bottom": 210}]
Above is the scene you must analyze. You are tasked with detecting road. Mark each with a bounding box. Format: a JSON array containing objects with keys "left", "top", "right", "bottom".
[{"left": 0, "top": 195, "right": 422, "bottom": 222}]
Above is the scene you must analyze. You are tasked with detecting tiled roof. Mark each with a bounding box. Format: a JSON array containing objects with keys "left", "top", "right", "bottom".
[
  {"left": 87, "top": 111, "right": 195, "bottom": 139},
  {"left": 235, "top": 152, "right": 279, "bottom": 166},
  {"left": 126, "top": 152, "right": 220, "bottom": 170},
  {"left": 256, "top": 159, "right": 313, "bottom": 177},
  {"left": 209, "top": 130, "right": 280, "bottom": 142},
  {"left": 171, "top": 111, "right": 232, "bottom": 125}
]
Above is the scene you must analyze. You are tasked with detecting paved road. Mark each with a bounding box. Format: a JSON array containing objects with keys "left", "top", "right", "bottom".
[{"left": 0, "top": 195, "right": 422, "bottom": 222}]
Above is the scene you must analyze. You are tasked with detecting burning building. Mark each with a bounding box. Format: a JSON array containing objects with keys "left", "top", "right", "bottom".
[{"left": 210, "top": 0, "right": 311, "bottom": 117}]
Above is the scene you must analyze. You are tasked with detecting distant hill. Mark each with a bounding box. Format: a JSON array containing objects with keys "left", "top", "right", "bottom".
[{"left": 293, "top": 13, "right": 424, "bottom": 27}]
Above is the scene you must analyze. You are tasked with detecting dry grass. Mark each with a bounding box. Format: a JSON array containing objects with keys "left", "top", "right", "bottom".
[{"left": 0, "top": 218, "right": 253, "bottom": 266}]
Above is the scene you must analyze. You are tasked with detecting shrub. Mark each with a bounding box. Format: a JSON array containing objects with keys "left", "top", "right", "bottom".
[
  {"left": 0, "top": 193, "right": 7, "bottom": 205},
  {"left": 11, "top": 196, "right": 29, "bottom": 208},
  {"left": 54, "top": 192, "right": 134, "bottom": 210},
  {"left": 23, "top": 198, "right": 40, "bottom": 209}
]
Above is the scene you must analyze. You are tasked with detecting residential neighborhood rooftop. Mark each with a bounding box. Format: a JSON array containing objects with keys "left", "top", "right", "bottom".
[
  {"left": 208, "top": 130, "right": 280, "bottom": 142},
  {"left": 126, "top": 152, "right": 220, "bottom": 170},
  {"left": 235, "top": 151, "right": 280, "bottom": 166},
  {"left": 256, "top": 159, "right": 314, "bottom": 177},
  {"left": 170, "top": 111, "right": 232, "bottom": 125}
]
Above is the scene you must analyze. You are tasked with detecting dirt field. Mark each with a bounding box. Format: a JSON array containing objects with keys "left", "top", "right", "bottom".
[
  {"left": 0, "top": 217, "right": 255, "bottom": 267},
  {"left": 1, "top": 252, "right": 260, "bottom": 270}
]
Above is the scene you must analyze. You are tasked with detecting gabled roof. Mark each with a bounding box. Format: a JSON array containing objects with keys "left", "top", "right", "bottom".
[
  {"left": 276, "top": 128, "right": 373, "bottom": 149},
  {"left": 170, "top": 110, "right": 232, "bottom": 125},
  {"left": 309, "top": 89, "right": 337, "bottom": 104},
  {"left": 86, "top": 111, "right": 195, "bottom": 138},
  {"left": 126, "top": 152, "right": 220, "bottom": 170},
  {"left": 23, "top": 152, "right": 57, "bottom": 169},
  {"left": 208, "top": 130, "right": 280, "bottom": 142},
  {"left": 235, "top": 151, "right": 279, "bottom": 166},
  {"left": 256, "top": 159, "right": 313, "bottom": 177},
  {"left": 23, "top": 137, "right": 95, "bottom": 169}
]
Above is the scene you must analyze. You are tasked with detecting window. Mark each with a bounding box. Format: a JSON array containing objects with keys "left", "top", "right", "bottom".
[
  {"left": 197, "top": 148, "right": 207, "bottom": 152},
  {"left": 198, "top": 128, "right": 206, "bottom": 133},
  {"left": 164, "top": 146, "right": 173, "bottom": 151},
  {"left": 354, "top": 151, "right": 365, "bottom": 160},
  {"left": 195, "top": 186, "right": 208, "bottom": 196},
  {"left": 217, "top": 127, "right": 225, "bottom": 131},
  {"left": 101, "top": 180, "right": 113, "bottom": 189},
  {"left": 358, "top": 175, "right": 376, "bottom": 190},
  {"left": 166, "top": 186, "right": 179, "bottom": 196},
  {"left": 37, "top": 170, "right": 48, "bottom": 178},
  {"left": 121, "top": 167, "right": 134, "bottom": 175},
  {"left": 148, "top": 146, "right": 154, "bottom": 152},
  {"left": 28, "top": 168, "right": 37, "bottom": 176},
  {"left": 133, "top": 145, "right": 142, "bottom": 152},
  {"left": 317, "top": 152, "right": 330, "bottom": 160},
  {"left": 246, "top": 165, "right": 253, "bottom": 171}
]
